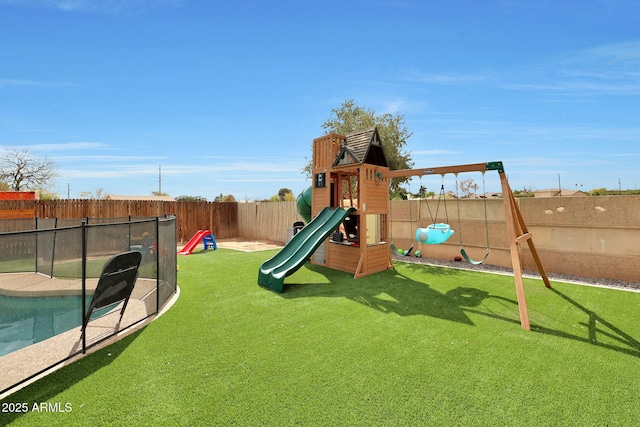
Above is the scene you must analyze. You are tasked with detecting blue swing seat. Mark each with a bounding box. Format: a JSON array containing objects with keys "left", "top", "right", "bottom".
[{"left": 415, "top": 223, "right": 455, "bottom": 245}]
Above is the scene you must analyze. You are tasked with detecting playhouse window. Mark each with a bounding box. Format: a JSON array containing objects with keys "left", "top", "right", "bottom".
[{"left": 366, "top": 214, "right": 386, "bottom": 245}]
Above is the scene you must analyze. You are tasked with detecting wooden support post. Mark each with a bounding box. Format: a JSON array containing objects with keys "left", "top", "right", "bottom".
[
  {"left": 500, "top": 173, "right": 530, "bottom": 330},
  {"left": 504, "top": 182, "right": 551, "bottom": 289},
  {"left": 500, "top": 172, "right": 552, "bottom": 331},
  {"left": 355, "top": 253, "right": 365, "bottom": 278}
]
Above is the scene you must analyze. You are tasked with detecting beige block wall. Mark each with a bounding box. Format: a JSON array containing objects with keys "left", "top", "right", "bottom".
[
  {"left": 238, "top": 196, "right": 640, "bottom": 283},
  {"left": 518, "top": 196, "right": 640, "bottom": 282},
  {"left": 390, "top": 196, "right": 640, "bottom": 282}
]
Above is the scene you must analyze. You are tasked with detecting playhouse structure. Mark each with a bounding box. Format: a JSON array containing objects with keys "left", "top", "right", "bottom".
[
  {"left": 308, "top": 127, "right": 394, "bottom": 278},
  {"left": 260, "top": 126, "right": 550, "bottom": 330}
]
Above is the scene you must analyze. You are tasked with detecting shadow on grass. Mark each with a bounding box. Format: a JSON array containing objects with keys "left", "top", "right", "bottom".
[
  {"left": 399, "top": 260, "right": 640, "bottom": 357},
  {"left": 282, "top": 262, "right": 640, "bottom": 359},
  {"left": 281, "top": 263, "right": 518, "bottom": 327},
  {"left": 533, "top": 288, "right": 640, "bottom": 358},
  {"left": 0, "top": 329, "right": 143, "bottom": 422}
]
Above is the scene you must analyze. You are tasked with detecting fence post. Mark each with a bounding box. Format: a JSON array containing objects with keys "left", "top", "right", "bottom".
[
  {"left": 49, "top": 217, "right": 58, "bottom": 277},
  {"left": 155, "top": 216, "right": 160, "bottom": 314},
  {"left": 81, "top": 221, "right": 87, "bottom": 354},
  {"left": 34, "top": 218, "right": 39, "bottom": 273}
]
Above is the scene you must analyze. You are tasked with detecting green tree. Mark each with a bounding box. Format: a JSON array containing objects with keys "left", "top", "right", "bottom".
[
  {"left": 175, "top": 195, "right": 208, "bottom": 202},
  {"left": 36, "top": 189, "right": 58, "bottom": 200},
  {"left": 458, "top": 178, "right": 478, "bottom": 198},
  {"left": 277, "top": 188, "right": 294, "bottom": 201},
  {"left": 589, "top": 188, "right": 607, "bottom": 196},
  {"left": 304, "top": 99, "right": 413, "bottom": 193},
  {"left": 214, "top": 193, "right": 236, "bottom": 202},
  {"left": 267, "top": 189, "right": 296, "bottom": 202},
  {"left": 0, "top": 149, "right": 57, "bottom": 191},
  {"left": 416, "top": 185, "right": 435, "bottom": 199},
  {"left": 79, "top": 188, "right": 106, "bottom": 199}
]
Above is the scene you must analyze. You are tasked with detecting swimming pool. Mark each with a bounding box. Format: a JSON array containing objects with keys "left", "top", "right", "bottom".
[
  {"left": 0, "top": 215, "right": 177, "bottom": 395},
  {"left": 0, "top": 294, "right": 110, "bottom": 357}
]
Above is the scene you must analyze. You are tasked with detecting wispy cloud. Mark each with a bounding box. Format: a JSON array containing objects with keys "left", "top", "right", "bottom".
[
  {"left": 59, "top": 160, "right": 303, "bottom": 180},
  {"left": 377, "top": 97, "right": 427, "bottom": 115},
  {"left": 500, "top": 79, "right": 640, "bottom": 96},
  {"left": 219, "top": 177, "right": 308, "bottom": 183},
  {"left": 0, "top": 0, "right": 183, "bottom": 14},
  {"left": 502, "top": 40, "right": 640, "bottom": 96},
  {"left": 503, "top": 156, "right": 613, "bottom": 171},
  {"left": 573, "top": 40, "right": 640, "bottom": 66},
  {"left": 400, "top": 40, "right": 640, "bottom": 97},
  {"left": 437, "top": 122, "right": 640, "bottom": 142},
  {"left": 398, "top": 69, "right": 487, "bottom": 85},
  {"left": 412, "top": 149, "right": 458, "bottom": 156},
  {"left": 605, "top": 152, "right": 640, "bottom": 158},
  {"left": 54, "top": 154, "right": 166, "bottom": 162},
  {"left": 27, "top": 142, "right": 108, "bottom": 151},
  {"left": 0, "top": 78, "right": 72, "bottom": 89},
  {"left": 0, "top": 142, "right": 109, "bottom": 156}
]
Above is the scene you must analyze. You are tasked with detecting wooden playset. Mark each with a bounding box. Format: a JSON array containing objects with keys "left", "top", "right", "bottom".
[
  {"left": 309, "top": 126, "right": 550, "bottom": 330},
  {"left": 309, "top": 127, "right": 393, "bottom": 279}
]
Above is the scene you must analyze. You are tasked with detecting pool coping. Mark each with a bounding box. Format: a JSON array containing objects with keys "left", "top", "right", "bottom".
[{"left": 0, "top": 285, "right": 180, "bottom": 400}]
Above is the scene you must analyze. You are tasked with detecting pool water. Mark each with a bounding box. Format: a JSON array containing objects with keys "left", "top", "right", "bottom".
[{"left": 0, "top": 295, "right": 110, "bottom": 357}]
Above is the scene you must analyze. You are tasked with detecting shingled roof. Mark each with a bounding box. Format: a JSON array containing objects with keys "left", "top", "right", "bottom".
[{"left": 332, "top": 126, "right": 388, "bottom": 167}]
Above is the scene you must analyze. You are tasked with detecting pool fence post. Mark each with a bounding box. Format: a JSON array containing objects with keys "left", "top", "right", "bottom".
[
  {"left": 34, "top": 217, "right": 39, "bottom": 273},
  {"left": 155, "top": 216, "right": 160, "bottom": 314},
  {"left": 81, "top": 220, "right": 87, "bottom": 353},
  {"left": 49, "top": 217, "right": 58, "bottom": 278}
]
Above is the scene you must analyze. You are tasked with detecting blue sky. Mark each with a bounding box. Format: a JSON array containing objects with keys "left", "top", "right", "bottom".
[{"left": 1, "top": 0, "right": 639, "bottom": 200}]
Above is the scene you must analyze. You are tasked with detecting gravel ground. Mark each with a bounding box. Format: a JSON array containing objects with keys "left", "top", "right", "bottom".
[{"left": 392, "top": 253, "right": 640, "bottom": 292}]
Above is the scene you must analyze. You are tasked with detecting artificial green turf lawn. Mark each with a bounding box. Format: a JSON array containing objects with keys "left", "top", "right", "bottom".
[{"left": 2, "top": 248, "right": 640, "bottom": 426}]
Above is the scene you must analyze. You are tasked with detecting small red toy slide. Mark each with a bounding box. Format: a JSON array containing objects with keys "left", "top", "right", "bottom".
[{"left": 178, "top": 230, "right": 216, "bottom": 255}]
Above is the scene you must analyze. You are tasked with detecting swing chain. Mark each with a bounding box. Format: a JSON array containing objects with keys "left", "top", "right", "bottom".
[
  {"left": 455, "top": 172, "right": 491, "bottom": 264},
  {"left": 424, "top": 175, "right": 448, "bottom": 225}
]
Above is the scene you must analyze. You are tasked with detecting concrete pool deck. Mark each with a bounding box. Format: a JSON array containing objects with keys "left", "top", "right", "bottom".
[
  {"left": 0, "top": 239, "right": 281, "bottom": 398},
  {"left": 0, "top": 272, "right": 101, "bottom": 297},
  {"left": 0, "top": 276, "right": 176, "bottom": 398}
]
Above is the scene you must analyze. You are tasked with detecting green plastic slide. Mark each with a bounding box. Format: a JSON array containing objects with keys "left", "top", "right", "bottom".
[
  {"left": 296, "top": 186, "right": 312, "bottom": 223},
  {"left": 258, "top": 206, "right": 356, "bottom": 293}
]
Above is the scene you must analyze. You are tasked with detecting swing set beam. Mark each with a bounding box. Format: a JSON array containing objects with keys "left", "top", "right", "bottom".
[
  {"left": 383, "top": 160, "right": 550, "bottom": 331},
  {"left": 383, "top": 161, "right": 504, "bottom": 179}
]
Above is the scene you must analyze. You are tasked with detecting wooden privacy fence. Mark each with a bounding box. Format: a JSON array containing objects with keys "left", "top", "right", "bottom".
[
  {"left": 237, "top": 201, "right": 304, "bottom": 243},
  {"left": 0, "top": 199, "right": 238, "bottom": 243},
  {"left": 0, "top": 200, "right": 35, "bottom": 219},
  {"left": 1, "top": 197, "right": 639, "bottom": 284}
]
